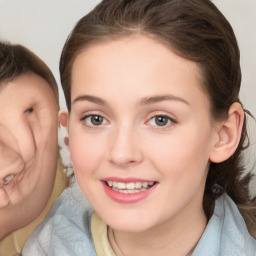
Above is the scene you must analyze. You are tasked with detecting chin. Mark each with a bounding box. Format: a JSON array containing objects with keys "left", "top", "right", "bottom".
[
  {"left": 102, "top": 211, "right": 154, "bottom": 233},
  {"left": 110, "top": 222, "right": 153, "bottom": 233}
]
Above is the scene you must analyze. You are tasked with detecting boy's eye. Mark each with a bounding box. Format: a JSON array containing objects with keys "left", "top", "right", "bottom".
[
  {"left": 24, "top": 107, "right": 34, "bottom": 114},
  {"left": 82, "top": 115, "right": 107, "bottom": 126},
  {"left": 148, "top": 115, "right": 174, "bottom": 127}
]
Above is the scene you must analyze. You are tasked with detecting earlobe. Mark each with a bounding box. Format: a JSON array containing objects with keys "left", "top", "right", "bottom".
[
  {"left": 64, "top": 136, "right": 69, "bottom": 147},
  {"left": 59, "top": 110, "right": 70, "bottom": 148},
  {"left": 210, "top": 102, "right": 244, "bottom": 163},
  {"left": 59, "top": 110, "right": 69, "bottom": 128}
]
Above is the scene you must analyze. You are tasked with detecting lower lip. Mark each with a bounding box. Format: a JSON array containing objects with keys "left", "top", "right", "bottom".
[{"left": 102, "top": 182, "right": 157, "bottom": 204}]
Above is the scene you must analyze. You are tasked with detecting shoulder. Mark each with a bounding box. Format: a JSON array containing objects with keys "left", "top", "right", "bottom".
[
  {"left": 192, "top": 194, "right": 256, "bottom": 256},
  {"left": 219, "top": 194, "right": 256, "bottom": 255},
  {"left": 22, "top": 180, "right": 96, "bottom": 256}
]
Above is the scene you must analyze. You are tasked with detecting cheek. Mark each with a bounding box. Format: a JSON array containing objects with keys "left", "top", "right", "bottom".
[
  {"left": 0, "top": 143, "right": 24, "bottom": 172},
  {"left": 69, "top": 133, "right": 104, "bottom": 176},
  {"left": 35, "top": 117, "right": 58, "bottom": 153},
  {"left": 14, "top": 122, "right": 36, "bottom": 163},
  {"left": 15, "top": 112, "right": 58, "bottom": 165},
  {"left": 147, "top": 128, "right": 212, "bottom": 181},
  {"left": 0, "top": 125, "right": 22, "bottom": 168},
  {"left": 30, "top": 104, "right": 58, "bottom": 147}
]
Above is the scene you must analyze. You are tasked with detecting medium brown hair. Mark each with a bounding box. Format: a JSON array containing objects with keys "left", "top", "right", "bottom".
[
  {"left": 60, "top": 0, "right": 256, "bottom": 236},
  {"left": 0, "top": 41, "right": 59, "bottom": 105}
]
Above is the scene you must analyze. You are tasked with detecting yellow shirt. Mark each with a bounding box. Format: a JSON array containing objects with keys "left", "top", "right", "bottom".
[
  {"left": 0, "top": 159, "right": 68, "bottom": 256},
  {"left": 91, "top": 212, "right": 117, "bottom": 256},
  {"left": 91, "top": 212, "right": 194, "bottom": 256}
]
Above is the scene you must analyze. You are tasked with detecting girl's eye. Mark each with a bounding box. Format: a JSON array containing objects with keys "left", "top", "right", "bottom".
[
  {"left": 81, "top": 115, "right": 107, "bottom": 126},
  {"left": 148, "top": 115, "right": 174, "bottom": 127},
  {"left": 24, "top": 107, "right": 34, "bottom": 114}
]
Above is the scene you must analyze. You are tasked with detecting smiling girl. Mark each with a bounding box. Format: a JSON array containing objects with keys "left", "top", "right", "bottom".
[{"left": 24, "top": 0, "right": 256, "bottom": 255}]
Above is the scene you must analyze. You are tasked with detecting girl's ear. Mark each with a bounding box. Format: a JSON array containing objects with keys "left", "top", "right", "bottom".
[
  {"left": 210, "top": 102, "right": 244, "bottom": 163},
  {"left": 59, "top": 110, "right": 69, "bottom": 147},
  {"left": 59, "top": 110, "right": 69, "bottom": 128}
]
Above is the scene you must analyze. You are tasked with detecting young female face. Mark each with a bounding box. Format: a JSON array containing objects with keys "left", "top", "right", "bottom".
[
  {"left": 0, "top": 72, "right": 58, "bottom": 239},
  {"left": 63, "top": 35, "right": 220, "bottom": 232}
]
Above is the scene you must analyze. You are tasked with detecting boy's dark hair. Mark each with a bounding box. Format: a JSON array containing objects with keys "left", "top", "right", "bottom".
[{"left": 0, "top": 42, "right": 59, "bottom": 105}]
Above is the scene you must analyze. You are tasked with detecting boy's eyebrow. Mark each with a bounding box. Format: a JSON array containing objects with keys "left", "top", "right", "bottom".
[
  {"left": 72, "top": 95, "right": 106, "bottom": 105},
  {"left": 140, "top": 95, "right": 189, "bottom": 105}
]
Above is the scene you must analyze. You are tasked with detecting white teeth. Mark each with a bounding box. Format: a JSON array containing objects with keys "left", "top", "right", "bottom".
[
  {"left": 118, "top": 182, "right": 126, "bottom": 189},
  {"left": 112, "top": 187, "right": 118, "bottom": 192},
  {"left": 107, "top": 180, "right": 155, "bottom": 193},
  {"left": 135, "top": 182, "right": 142, "bottom": 189},
  {"left": 142, "top": 182, "right": 148, "bottom": 188},
  {"left": 126, "top": 182, "right": 135, "bottom": 189},
  {"left": 4, "top": 174, "right": 14, "bottom": 185},
  {"left": 118, "top": 189, "right": 142, "bottom": 194}
]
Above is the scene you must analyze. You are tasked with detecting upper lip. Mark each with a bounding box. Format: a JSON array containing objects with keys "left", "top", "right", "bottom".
[{"left": 103, "top": 177, "right": 156, "bottom": 183}]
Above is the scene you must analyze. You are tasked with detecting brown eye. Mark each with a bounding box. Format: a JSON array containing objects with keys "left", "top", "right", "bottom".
[
  {"left": 148, "top": 115, "right": 175, "bottom": 127},
  {"left": 24, "top": 107, "right": 34, "bottom": 114},
  {"left": 91, "top": 115, "right": 104, "bottom": 125},
  {"left": 155, "top": 116, "right": 169, "bottom": 126},
  {"left": 81, "top": 115, "right": 107, "bottom": 126}
]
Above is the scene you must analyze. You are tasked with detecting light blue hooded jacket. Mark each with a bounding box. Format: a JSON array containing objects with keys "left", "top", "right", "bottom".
[{"left": 23, "top": 181, "right": 256, "bottom": 256}]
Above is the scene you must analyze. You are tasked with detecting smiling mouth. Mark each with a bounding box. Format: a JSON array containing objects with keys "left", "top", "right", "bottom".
[{"left": 106, "top": 181, "right": 156, "bottom": 194}]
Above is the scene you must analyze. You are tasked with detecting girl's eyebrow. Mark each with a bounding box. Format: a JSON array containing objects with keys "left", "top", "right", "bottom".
[
  {"left": 72, "top": 94, "right": 190, "bottom": 106},
  {"left": 72, "top": 95, "right": 106, "bottom": 105},
  {"left": 140, "top": 95, "right": 190, "bottom": 106}
]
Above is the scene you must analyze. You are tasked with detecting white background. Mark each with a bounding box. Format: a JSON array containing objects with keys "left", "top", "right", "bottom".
[{"left": 0, "top": 0, "right": 255, "bottom": 192}]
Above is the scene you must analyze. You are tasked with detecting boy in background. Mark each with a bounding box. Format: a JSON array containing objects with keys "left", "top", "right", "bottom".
[{"left": 0, "top": 42, "right": 68, "bottom": 255}]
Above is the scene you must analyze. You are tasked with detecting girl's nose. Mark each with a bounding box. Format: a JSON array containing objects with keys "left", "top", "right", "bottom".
[{"left": 108, "top": 125, "right": 143, "bottom": 168}]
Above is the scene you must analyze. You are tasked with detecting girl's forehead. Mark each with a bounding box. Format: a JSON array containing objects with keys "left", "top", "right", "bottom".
[
  {"left": 72, "top": 36, "right": 201, "bottom": 85},
  {"left": 70, "top": 36, "right": 209, "bottom": 112},
  {"left": 73, "top": 37, "right": 200, "bottom": 81},
  {"left": 70, "top": 36, "right": 211, "bottom": 117}
]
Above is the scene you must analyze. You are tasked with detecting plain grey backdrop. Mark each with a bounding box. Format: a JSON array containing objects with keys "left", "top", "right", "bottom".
[{"left": 0, "top": 0, "right": 255, "bottom": 193}]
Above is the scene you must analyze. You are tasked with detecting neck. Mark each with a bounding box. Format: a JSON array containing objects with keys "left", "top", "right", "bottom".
[{"left": 113, "top": 203, "right": 207, "bottom": 256}]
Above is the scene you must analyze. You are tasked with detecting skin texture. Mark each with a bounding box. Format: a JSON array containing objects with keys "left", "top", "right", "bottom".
[
  {"left": 0, "top": 72, "right": 58, "bottom": 240},
  {"left": 60, "top": 35, "right": 244, "bottom": 256}
]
